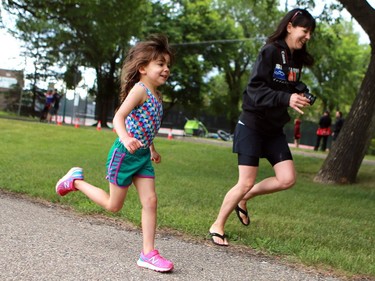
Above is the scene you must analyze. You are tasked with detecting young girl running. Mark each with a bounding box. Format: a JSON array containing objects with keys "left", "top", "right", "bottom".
[{"left": 55, "top": 35, "right": 174, "bottom": 272}]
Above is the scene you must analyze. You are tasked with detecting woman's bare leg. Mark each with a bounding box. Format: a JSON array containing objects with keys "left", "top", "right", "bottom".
[
  {"left": 237, "top": 160, "right": 296, "bottom": 222},
  {"left": 209, "top": 165, "right": 258, "bottom": 245}
]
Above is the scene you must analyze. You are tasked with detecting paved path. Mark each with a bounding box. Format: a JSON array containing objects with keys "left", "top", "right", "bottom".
[{"left": 0, "top": 191, "right": 342, "bottom": 281}]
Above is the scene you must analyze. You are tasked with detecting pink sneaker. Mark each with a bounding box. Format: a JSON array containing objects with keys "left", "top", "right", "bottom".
[
  {"left": 137, "top": 250, "right": 174, "bottom": 272},
  {"left": 55, "top": 167, "right": 84, "bottom": 196}
]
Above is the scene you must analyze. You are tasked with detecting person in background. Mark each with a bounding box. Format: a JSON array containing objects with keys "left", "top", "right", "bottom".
[
  {"left": 55, "top": 35, "right": 174, "bottom": 272},
  {"left": 332, "top": 111, "right": 344, "bottom": 141},
  {"left": 294, "top": 117, "right": 302, "bottom": 148},
  {"left": 209, "top": 8, "right": 315, "bottom": 246},
  {"left": 314, "top": 110, "right": 331, "bottom": 151},
  {"left": 47, "top": 89, "right": 63, "bottom": 123},
  {"left": 40, "top": 89, "right": 54, "bottom": 122}
]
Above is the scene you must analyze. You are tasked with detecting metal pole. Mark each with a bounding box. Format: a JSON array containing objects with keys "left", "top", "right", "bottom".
[{"left": 62, "top": 93, "right": 67, "bottom": 123}]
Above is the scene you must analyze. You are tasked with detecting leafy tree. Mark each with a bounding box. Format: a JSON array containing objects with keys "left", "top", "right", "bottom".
[
  {"left": 205, "top": 74, "right": 230, "bottom": 115},
  {"left": 64, "top": 64, "right": 82, "bottom": 90},
  {"left": 142, "top": 0, "right": 221, "bottom": 117},
  {"left": 3, "top": 0, "right": 149, "bottom": 125},
  {"left": 145, "top": 0, "right": 283, "bottom": 131},
  {"left": 201, "top": 0, "right": 283, "bottom": 132},
  {"left": 307, "top": 20, "right": 370, "bottom": 115},
  {"left": 314, "top": 0, "right": 375, "bottom": 183},
  {"left": 7, "top": 18, "right": 61, "bottom": 117}
]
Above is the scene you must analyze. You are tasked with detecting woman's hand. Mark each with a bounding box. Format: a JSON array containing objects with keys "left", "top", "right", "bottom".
[{"left": 289, "top": 93, "right": 310, "bottom": 114}]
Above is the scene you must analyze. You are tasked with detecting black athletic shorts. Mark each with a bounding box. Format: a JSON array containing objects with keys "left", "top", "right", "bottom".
[{"left": 232, "top": 121, "right": 292, "bottom": 167}]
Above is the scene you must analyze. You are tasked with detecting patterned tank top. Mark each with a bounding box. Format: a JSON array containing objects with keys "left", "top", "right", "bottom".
[{"left": 125, "top": 82, "right": 163, "bottom": 148}]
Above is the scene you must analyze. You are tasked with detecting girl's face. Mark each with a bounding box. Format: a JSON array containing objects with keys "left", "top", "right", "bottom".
[
  {"left": 285, "top": 23, "right": 312, "bottom": 52},
  {"left": 140, "top": 54, "right": 171, "bottom": 87}
]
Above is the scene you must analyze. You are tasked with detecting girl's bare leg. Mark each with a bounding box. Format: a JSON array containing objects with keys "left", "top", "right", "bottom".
[
  {"left": 133, "top": 177, "right": 157, "bottom": 255},
  {"left": 74, "top": 180, "right": 128, "bottom": 212}
]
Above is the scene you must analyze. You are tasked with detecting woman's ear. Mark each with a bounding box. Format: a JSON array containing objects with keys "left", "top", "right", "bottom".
[{"left": 287, "top": 22, "right": 293, "bottom": 34}]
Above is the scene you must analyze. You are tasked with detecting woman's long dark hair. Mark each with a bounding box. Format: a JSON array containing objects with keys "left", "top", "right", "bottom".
[
  {"left": 267, "top": 8, "right": 316, "bottom": 67},
  {"left": 119, "top": 34, "right": 174, "bottom": 104}
]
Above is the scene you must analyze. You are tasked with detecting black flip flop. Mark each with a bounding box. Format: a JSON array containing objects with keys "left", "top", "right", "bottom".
[
  {"left": 235, "top": 205, "right": 250, "bottom": 226},
  {"left": 209, "top": 232, "right": 228, "bottom": 247}
]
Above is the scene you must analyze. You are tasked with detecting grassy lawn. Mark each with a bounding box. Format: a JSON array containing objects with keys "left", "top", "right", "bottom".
[{"left": 1, "top": 118, "right": 374, "bottom": 279}]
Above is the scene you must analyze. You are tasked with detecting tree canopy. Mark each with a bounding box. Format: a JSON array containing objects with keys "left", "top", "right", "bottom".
[{"left": 3, "top": 0, "right": 149, "bottom": 125}]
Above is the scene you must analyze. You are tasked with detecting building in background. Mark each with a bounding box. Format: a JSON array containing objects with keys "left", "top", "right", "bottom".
[{"left": 0, "top": 68, "right": 24, "bottom": 110}]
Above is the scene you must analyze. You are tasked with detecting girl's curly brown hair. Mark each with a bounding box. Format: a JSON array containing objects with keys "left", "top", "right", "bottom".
[{"left": 119, "top": 34, "right": 174, "bottom": 104}]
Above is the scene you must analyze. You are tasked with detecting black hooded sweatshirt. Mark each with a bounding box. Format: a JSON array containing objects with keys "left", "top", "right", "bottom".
[{"left": 239, "top": 39, "right": 303, "bottom": 136}]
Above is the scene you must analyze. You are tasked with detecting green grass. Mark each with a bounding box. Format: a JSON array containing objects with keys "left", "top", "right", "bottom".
[{"left": 1, "top": 118, "right": 374, "bottom": 279}]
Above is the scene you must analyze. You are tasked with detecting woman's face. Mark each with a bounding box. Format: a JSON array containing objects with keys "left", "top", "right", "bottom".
[{"left": 285, "top": 23, "right": 312, "bottom": 52}]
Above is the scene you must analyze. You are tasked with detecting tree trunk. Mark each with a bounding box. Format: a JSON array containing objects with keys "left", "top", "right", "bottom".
[
  {"left": 314, "top": 0, "right": 375, "bottom": 184},
  {"left": 314, "top": 52, "right": 375, "bottom": 184},
  {"left": 94, "top": 60, "right": 118, "bottom": 127}
]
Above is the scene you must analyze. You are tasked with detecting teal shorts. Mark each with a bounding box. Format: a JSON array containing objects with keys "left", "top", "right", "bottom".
[{"left": 106, "top": 139, "right": 155, "bottom": 188}]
